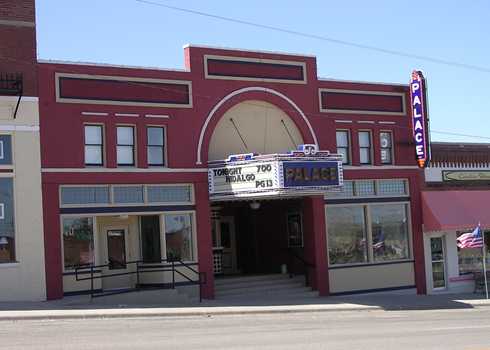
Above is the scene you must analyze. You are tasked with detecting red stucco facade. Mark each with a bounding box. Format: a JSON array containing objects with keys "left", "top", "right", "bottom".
[{"left": 38, "top": 45, "right": 426, "bottom": 299}]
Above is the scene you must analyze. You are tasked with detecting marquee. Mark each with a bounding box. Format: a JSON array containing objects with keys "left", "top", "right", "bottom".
[{"left": 208, "top": 144, "right": 343, "bottom": 200}]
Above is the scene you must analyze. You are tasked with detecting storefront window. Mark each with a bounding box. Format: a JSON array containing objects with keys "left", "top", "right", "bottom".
[
  {"left": 327, "top": 206, "right": 368, "bottom": 265},
  {"left": 164, "top": 213, "right": 194, "bottom": 261},
  {"left": 458, "top": 231, "right": 490, "bottom": 274},
  {"left": 327, "top": 203, "right": 411, "bottom": 266},
  {"left": 371, "top": 204, "right": 410, "bottom": 261},
  {"left": 62, "top": 217, "right": 94, "bottom": 269},
  {"left": 140, "top": 215, "right": 161, "bottom": 263},
  {"left": 0, "top": 178, "right": 15, "bottom": 263}
]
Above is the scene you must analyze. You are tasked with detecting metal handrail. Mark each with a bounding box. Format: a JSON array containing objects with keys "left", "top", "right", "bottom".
[
  {"left": 287, "top": 248, "right": 315, "bottom": 287},
  {"left": 74, "top": 258, "right": 206, "bottom": 302}
]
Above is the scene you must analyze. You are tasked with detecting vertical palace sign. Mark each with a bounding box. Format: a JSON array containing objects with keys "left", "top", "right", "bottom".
[
  {"left": 410, "top": 70, "right": 430, "bottom": 168},
  {"left": 208, "top": 145, "right": 343, "bottom": 200}
]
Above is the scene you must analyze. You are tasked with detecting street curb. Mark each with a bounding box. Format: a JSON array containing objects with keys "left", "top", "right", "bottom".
[
  {"left": 0, "top": 305, "right": 381, "bottom": 321},
  {"left": 2, "top": 302, "right": 490, "bottom": 321}
]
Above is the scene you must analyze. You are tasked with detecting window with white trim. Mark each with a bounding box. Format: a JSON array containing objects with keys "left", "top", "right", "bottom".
[
  {"left": 380, "top": 131, "right": 393, "bottom": 164},
  {"left": 336, "top": 130, "right": 350, "bottom": 165},
  {"left": 117, "top": 126, "right": 135, "bottom": 166},
  {"left": 0, "top": 178, "right": 15, "bottom": 263},
  {"left": 358, "top": 131, "right": 372, "bottom": 165},
  {"left": 147, "top": 126, "right": 165, "bottom": 166},
  {"left": 327, "top": 203, "right": 411, "bottom": 266},
  {"left": 62, "top": 217, "right": 94, "bottom": 269},
  {"left": 84, "top": 125, "right": 103, "bottom": 166},
  {"left": 164, "top": 213, "right": 194, "bottom": 261}
]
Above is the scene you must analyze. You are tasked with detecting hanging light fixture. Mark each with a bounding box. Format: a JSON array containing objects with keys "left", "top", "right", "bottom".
[
  {"left": 0, "top": 236, "right": 8, "bottom": 245},
  {"left": 249, "top": 201, "right": 261, "bottom": 210}
]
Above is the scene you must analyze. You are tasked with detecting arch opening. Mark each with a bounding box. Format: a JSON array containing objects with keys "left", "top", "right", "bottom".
[{"left": 208, "top": 100, "right": 304, "bottom": 161}]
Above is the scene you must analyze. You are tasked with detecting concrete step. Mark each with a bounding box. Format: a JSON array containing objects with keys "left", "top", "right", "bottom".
[
  {"left": 216, "top": 287, "right": 315, "bottom": 298},
  {"left": 215, "top": 274, "right": 303, "bottom": 287},
  {"left": 217, "top": 291, "right": 320, "bottom": 302},
  {"left": 216, "top": 277, "right": 305, "bottom": 292},
  {"left": 215, "top": 273, "right": 315, "bottom": 299}
]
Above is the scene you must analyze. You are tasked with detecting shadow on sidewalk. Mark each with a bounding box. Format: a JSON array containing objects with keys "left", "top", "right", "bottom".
[{"left": 0, "top": 291, "right": 488, "bottom": 313}]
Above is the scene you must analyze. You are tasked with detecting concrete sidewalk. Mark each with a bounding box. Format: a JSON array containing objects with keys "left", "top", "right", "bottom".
[{"left": 1, "top": 293, "right": 490, "bottom": 321}]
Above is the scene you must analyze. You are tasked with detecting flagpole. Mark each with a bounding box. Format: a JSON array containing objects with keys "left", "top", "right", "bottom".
[{"left": 482, "top": 225, "right": 488, "bottom": 299}]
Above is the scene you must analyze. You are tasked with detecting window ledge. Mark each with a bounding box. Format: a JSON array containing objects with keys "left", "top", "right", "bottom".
[
  {"left": 0, "top": 262, "right": 20, "bottom": 268},
  {"left": 329, "top": 259, "right": 414, "bottom": 270}
]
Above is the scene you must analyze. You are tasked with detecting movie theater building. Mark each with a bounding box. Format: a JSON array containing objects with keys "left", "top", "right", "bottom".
[
  {"left": 423, "top": 142, "right": 490, "bottom": 294},
  {"left": 39, "top": 44, "right": 426, "bottom": 300}
]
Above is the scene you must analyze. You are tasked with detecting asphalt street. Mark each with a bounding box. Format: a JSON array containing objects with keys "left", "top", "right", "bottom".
[{"left": 2, "top": 308, "right": 490, "bottom": 349}]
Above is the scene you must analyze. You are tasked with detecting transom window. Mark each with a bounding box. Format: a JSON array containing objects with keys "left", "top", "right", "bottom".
[
  {"left": 60, "top": 184, "right": 194, "bottom": 206},
  {"left": 326, "top": 179, "right": 409, "bottom": 199},
  {"left": 147, "top": 126, "right": 165, "bottom": 166},
  {"left": 117, "top": 126, "right": 135, "bottom": 166},
  {"left": 358, "top": 131, "right": 372, "bottom": 165},
  {"left": 84, "top": 125, "right": 103, "bottom": 166}
]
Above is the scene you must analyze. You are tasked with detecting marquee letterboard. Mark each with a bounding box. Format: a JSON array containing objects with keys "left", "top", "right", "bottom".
[{"left": 208, "top": 161, "right": 280, "bottom": 195}]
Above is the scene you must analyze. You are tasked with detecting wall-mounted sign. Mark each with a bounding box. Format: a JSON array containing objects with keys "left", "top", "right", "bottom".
[
  {"left": 443, "top": 170, "right": 490, "bottom": 182},
  {"left": 283, "top": 161, "right": 340, "bottom": 188},
  {"left": 208, "top": 144, "right": 343, "bottom": 200},
  {"left": 410, "top": 70, "right": 430, "bottom": 168}
]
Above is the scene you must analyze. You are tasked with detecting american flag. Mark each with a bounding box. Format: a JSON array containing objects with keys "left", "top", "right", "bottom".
[{"left": 457, "top": 225, "right": 484, "bottom": 249}]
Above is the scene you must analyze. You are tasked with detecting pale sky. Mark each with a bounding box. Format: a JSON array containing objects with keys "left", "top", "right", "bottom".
[{"left": 36, "top": 0, "right": 490, "bottom": 143}]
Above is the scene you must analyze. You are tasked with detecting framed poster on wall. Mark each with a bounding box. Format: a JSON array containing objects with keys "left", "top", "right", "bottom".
[{"left": 287, "top": 212, "right": 303, "bottom": 248}]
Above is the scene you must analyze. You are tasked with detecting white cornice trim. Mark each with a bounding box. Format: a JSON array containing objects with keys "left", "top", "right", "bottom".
[
  {"left": 0, "top": 96, "right": 38, "bottom": 102},
  {"left": 0, "top": 19, "right": 35, "bottom": 28},
  {"left": 42, "top": 167, "right": 208, "bottom": 173},
  {"left": 0, "top": 125, "right": 39, "bottom": 131},
  {"left": 38, "top": 59, "right": 188, "bottom": 73},
  {"left": 81, "top": 112, "right": 109, "bottom": 116},
  {"left": 343, "top": 165, "right": 419, "bottom": 170},
  {"left": 183, "top": 44, "right": 316, "bottom": 58},
  {"left": 318, "top": 77, "right": 409, "bottom": 88}
]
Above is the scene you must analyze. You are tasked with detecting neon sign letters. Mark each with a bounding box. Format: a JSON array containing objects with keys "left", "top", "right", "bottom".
[{"left": 410, "top": 70, "right": 429, "bottom": 168}]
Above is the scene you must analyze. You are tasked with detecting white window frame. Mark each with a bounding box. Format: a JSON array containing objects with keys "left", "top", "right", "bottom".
[
  {"left": 161, "top": 211, "right": 198, "bottom": 263},
  {"left": 60, "top": 215, "right": 98, "bottom": 272},
  {"left": 116, "top": 125, "right": 136, "bottom": 167},
  {"left": 358, "top": 130, "right": 373, "bottom": 165},
  {"left": 84, "top": 124, "right": 104, "bottom": 166},
  {"left": 326, "top": 201, "right": 413, "bottom": 268},
  {"left": 380, "top": 130, "right": 394, "bottom": 165},
  {"left": 147, "top": 125, "right": 167, "bottom": 167},
  {"left": 336, "top": 129, "right": 351, "bottom": 165}
]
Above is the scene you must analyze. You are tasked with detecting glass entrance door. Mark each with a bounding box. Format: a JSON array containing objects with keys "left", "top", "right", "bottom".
[
  {"left": 107, "top": 229, "right": 126, "bottom": 270},
  {"left": 102, "top": 228, "right": 130, "bottom": 290},
  {"left": 211, "top": 216, "right": 237, "bottom": 275},
  {"left": 430, "top": 236, "right": 446, "bottom": 289},
  {"left": 220, "top": 216, "right": 237, "bottom": 274}
]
